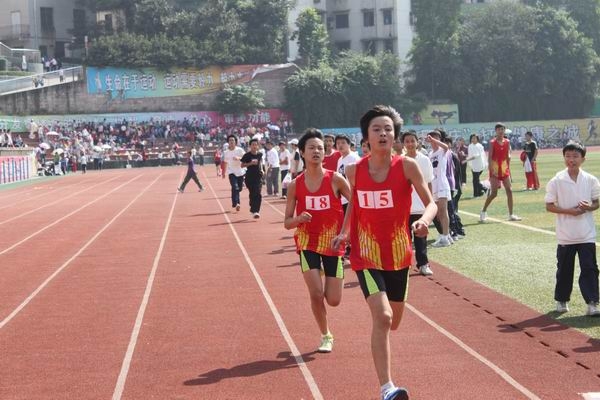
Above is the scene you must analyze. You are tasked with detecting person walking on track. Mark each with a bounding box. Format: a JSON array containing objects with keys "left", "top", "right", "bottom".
[
  {"left": 222, "top": 135, "right": 246, "bottom": 213},
  {"left": 284, "top": 128, "right": 351, "bottom": 353},
  {"left": 332, "top": 105, "right": 437, "bottom": 400},
  {"left": 177, "top": 150, "right": 204, "bottom": 193}
]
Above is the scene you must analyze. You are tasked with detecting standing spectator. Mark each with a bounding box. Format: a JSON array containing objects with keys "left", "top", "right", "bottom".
[
  {"left": 455, "top": 137, "right": 468, "bottom": 186},
  {"left": 466, "top": 134, "right": 486, "bottom": 197},
  {"left": 278, "top": 141, "right": 291, "bottom": 198},
  {"left": 289, "top": 139, "right": 303, "bottom": 178},
  {"left": 545, "top": 141, "right": 600, "bottom": 316},
  {"left": 198, "top": 146, "right": 205, "bottom": 166},
  {"left": 240, "top": 139, "right": 264, "bottom": 218},
  {"left": 403, "top": 131, "right": 434, "bottom": 275},
  {"left": 265, "top": 141, "right": 280, "bottom": 197},
  {"left": 59, "top": 68, "right": 65, "bottom": 83},
  {"left": 480, "top": 123, "right": 522, "bottom": 222},
  {"left": 222, "top": 135, "right": 246, "bottom": 213},
  {"left": 80, "top": 152, "right": 88, "bottom": 174},
  {"left": 426, "top": 130, "right": 452, "bottom": 247},
  {"left": 60, "top": 153, "right": 68, "bottom": 175},
  {"left": 213, "top": 148, "right": 222, "bottom": 176},
  {"left": 177, "top": 150, "right": 204, "bottom": 193},
  {"left": 332, "top": 105, "right": 437, "bottom": 400},
  {"left": 523, "top": 131, "right": 540, "bottom": 190}
]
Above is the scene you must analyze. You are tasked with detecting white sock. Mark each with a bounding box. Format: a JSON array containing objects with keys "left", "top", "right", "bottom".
[{"left": 381, "top": 381, "right": 395, "bottom": 397}]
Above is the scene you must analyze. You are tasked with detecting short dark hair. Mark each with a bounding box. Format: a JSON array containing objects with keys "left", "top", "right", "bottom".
[
  {"left": 249, "top": 138, "right": 259, "bottom": 145},
  {"left": 469, "top": 134, "right": 479, "bottom": 142},
  {"left": 298, "top": 128, "right": 324, "bottom": 152},
  {"left": 525, "top": 131, "right": 533, "bottom": 137},
  {"left": 226, "top": 134, "right": 238, "bottom": 144},
  {"left": 335, "top": 134, "right": 351, "bottom": 145},
  {"left": 323, "top": 133, "right": 335, "bottom": 140},
  {"left": 359, "top": 105, "right": 403, "bottom": 141},
  {"left": 563, "top": 141, "right": 586, "bottom": 157},
  {"left": 495, "top": 123, "right": 506, "bottom": 130},
  {"left": 401, "top": 131, "right": 418, "bottom": 142}
]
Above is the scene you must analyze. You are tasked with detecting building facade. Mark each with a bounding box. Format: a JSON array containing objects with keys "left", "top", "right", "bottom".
[
  {"left": 288, "top": 0, "right": 414, "bottom": 63},
  {"left": 0, "top": 0, "right": 90, "bottom": 59}
]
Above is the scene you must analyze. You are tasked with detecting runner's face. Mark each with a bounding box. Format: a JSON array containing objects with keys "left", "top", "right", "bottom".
[
  {"left": 250, "top": 141, "right": 259, "bottom": 152},
  {"left": 228, "top": 137, "right": 236, "bottom": 149},
  {"left": 367, "top": 116, "right": 395, "bottom": 152},
  {"left": 336, "top": 139, "right": 349, "bottom": 154},
  {"left": 301, "top": 138, "right": 324, "bottom": 164},
  {"left": 495, "top": 127, "right": 505, "bottom": 138},
  {"left": 324, "top": 137, "right": 334, "bottom": 152},
  {"left": 402, "top": 135, "right": 418, "bottom": 152},
  {"left": 361, "top": 142, "right": 370, "bottom": 155}
]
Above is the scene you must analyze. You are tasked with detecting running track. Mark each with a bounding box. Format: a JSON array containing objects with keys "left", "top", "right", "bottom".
[{"left": 0, "top": 167, "right": 599, "bottom": 400}]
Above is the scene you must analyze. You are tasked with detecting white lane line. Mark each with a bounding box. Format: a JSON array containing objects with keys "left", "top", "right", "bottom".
[
  {"left": 581, "top": 393, "right": 600, "bottom": 399},
  {"left": 0, "top": 174, "right": 122, "bottom": 226},
  {"left": 0, "top": 175, "right": 140, "bottom": 257},
  {"left": 265, "top": 199, "right": 540, "bottom": 399},
  {"left": 406, "top": 304, "right": 541, "bottom": 400},
  {"left": 0, "top": 173, "right": 163, "bottom": 330},
  {"left": 200, "top": 172, "right": 324, "bottom": 400},
  {"left": 459, "top": 210, "right": 600, "bottom": 246},
  {"left": 112, "top": 173, "right": 181, "bottom": 400}
]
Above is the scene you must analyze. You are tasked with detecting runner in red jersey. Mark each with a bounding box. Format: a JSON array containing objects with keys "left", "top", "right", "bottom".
[
  {"left": 479, "top": 123, "right": 522, "bottom": 222},
  {"left": 322, "top": 133, "right": 342, "bottom": 171},
  {"left": 284, "top": 128, "right": 351, "bottom": 354},
  {"left": 333, "top": 105, "right": 437, "bottom": 400}
]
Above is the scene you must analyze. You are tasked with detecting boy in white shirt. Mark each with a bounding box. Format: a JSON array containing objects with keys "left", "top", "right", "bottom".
[
  {"left": 545, "top": 141, "right": 600, "bottom": 316},
  {"left": 222, "top": 135, "right": 246, "bottom": 212}
]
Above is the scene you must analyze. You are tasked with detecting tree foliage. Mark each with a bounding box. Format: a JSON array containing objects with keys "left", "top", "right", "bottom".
[
  {"left": 285, "top": 52, "right": 425, "bottom": 130},
  {"left": 291, "top": 8, "right": 330, "bottom": 68},
  {"left": 213, "top": 84, "right": 266, "bottom": 115}
]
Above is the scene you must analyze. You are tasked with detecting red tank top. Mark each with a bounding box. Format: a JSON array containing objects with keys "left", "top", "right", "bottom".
[
  {"left": 322, "top": 151, "right": 341, "bottom": 171},
  {"left": 350, "top": 155, "right": 413, "bottom": 271},
  {"left": 490, "top": 138, "right": 510, "bottom": 178},
  {"left": 294, "top": 170, "right": 345, "bottom": 256}
]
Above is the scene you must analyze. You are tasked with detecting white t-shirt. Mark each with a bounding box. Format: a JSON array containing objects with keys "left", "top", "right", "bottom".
[
  {"left": 266, "top": 147, "right": 280, "bottom": 168},
  {"left": 429, "top": 147, "right": 450, "bottom": 196},
  {"left": 410, "top": 152, "right": 434, "bottom": 214},
  {"left": 337, "top": 152, "right": 361, "bottom": 205},
  {"left": 279, "top": 148, "right": 291, "bottom": 171},
  {"left": 223, "top": 146, "right": 246, "bottom": 176},
  {"left": 545, "top": 168, "right": 600, "bottom": 244},
  {"left": 467, "top": 142, "right": 486, "bottom": 173}
]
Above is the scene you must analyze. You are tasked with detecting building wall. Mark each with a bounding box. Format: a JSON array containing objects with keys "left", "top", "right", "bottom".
[
  {"left": 0, "top": 66, "right": 297, "bottom": 116},
  {"left": 287, "top": 0, "right": 327, "bottom": 62}
]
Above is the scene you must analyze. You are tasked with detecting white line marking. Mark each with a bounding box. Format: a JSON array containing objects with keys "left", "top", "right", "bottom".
[
  {"left": 200, "top": 172, "right": 324, "bottom": 400},
  {"left": 0, "top": 175, "right": 122, "bottom": 226},
  {"left": 265, "top": 198, "right": 541, "bottom": 399},
  {"left": 459, "top": 210, "right": 600, "bottom": 246},
  {"left": 0, "top": 174, "right": 162, "bottom": 330},
  {"left": 112, "top": 173, "right": 179, "bottom": 400},
  {"left": 581, "top": 393, "right": 600, "bottom": 399},
  {"left": 0, "top": 175, "right": 139, "bottom": 257},
  {"left": 406, "top": 304, "right": 541, "bottom": 400}
]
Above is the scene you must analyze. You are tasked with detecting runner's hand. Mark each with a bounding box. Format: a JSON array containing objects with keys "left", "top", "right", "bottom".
[
  {"left": 297, "top": 211, "right": 312, "bottom": 223},
  {"left": 411, "top": 219, "right": 429, "bottom": 238},
  {"left": 331, "top": 233, "right": 347, "bottom": 250}
]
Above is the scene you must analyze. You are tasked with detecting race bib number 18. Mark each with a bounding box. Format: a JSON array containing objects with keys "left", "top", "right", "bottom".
[
  {"left": 357, "top": 190, "right": 394, "bottom": 209},
  {"left": 305, "top": 195, "right": 331, "bottom": 210}
]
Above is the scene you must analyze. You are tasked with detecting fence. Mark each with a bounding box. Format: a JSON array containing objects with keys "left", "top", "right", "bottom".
[
  {"left": 0, "top": 66, "right": 82, "bottom": 95},
  {"left": 0, "top": 153, "right": 36, "bottom": 184}
]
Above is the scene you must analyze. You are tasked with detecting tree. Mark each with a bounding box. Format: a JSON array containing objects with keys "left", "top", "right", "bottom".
[
  {"left": 213, "top": 84, "right": 266, "bottom": 115},
  {"left": 445, "top": 2, "right": 599, "bottom": 122},
  {"left": 564, "top": 0, "right": 600, "bottom": 58},
  {"left": 291, "top": 8, "right": 330, "bottom": 68},
  {"left": 406, "top": 0, "right": 463, "bottom": 100}
]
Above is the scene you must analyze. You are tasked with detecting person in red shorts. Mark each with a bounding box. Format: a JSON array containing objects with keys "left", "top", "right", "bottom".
[
  {"left": 284, "top": 128, "right": 351, "bottom": 353},
  {"left": 333, "top": 105, "right": 437, "bottom": 400},
  {"left": 479, "top": 123, "right": 522, "bottom": 222}
]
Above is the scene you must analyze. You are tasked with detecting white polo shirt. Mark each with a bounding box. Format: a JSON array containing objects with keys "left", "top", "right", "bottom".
[
  {"left": 411, "top": 152, "right": 434, "bottom": 215},
  {"left": 223, "top": 146, "right": 246, "bottom": 177},
  {"left": 545, "top": 168, "right": 600, "bottom": 244}
]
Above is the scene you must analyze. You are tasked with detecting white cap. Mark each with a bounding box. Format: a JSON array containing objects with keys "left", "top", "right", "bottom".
[{"left": 288, "top": 138, "right": 298, "bottom": 145}]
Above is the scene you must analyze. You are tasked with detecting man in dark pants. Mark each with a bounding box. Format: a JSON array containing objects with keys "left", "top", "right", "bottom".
[
  {"left": 178, "top": 150, "right": 204, "bottom": 193},
  {"left": 241, "top": 139, "right": 265, "bottom": 219}
]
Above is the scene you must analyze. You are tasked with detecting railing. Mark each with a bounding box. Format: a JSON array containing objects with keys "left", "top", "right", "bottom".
[
  {"left": 0, "top": 66, "right": 83, "bottom": 95},
  {"left": 0, "top": 41, "right": 42, "bottom": 67}
]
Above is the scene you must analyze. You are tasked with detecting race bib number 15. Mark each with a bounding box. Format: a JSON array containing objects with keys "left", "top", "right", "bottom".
[
  {"left": 305, "top": 195, "right": 331, "bottom": 210},
  {"left": 357, "top": 190, "right": 394, "bottom": 209}
]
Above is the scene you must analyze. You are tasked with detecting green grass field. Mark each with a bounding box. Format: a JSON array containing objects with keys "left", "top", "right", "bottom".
[{"left": 429, "top": 148, "right": 600, "bottom": 338}]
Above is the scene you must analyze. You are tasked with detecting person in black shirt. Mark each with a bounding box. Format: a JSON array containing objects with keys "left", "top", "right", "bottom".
[
  {"left": 241, "top": 139, "right": 265, "bottom": 218},
  {"left": 177, "top": 150, "right": 204, "bottom": 193}
]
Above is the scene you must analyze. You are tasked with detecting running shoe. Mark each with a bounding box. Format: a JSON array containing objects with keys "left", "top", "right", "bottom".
[
  {"left": 419, "top": 265, "right": 433, "bottom": 276},
  {"left": 317, "top": 333, "right": 334, "bottom": 353},
  {"left": 587, "top": 302, "right": 600, "bottom": 317},
  {"left": 236, "top": 204, "right": 241, "bottom": 212},
  {"left": 556, "top": 301, "right": 569, "bottom": 313},
  {"left": 479, "top": 211, "right": 487, "bottom": 222},
  {"left": 382, "top": 387, "right": 409, "bottom": 400},
  {"left": 253, "top": 212, "right": 260, "bottom": 219},
  {"left": 508, "top": 214, "right": 522, "bottom": 221}
]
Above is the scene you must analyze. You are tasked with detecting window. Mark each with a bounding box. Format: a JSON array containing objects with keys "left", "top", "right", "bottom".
[
  {"left": 55, "top": 41, "right": 65, "bottom": 58},
  {"left": 40, "top": 7, "right": 54, "bottom": 31},
  {"left": 384, "top": 39, "right": 394, "bottom": 53},
  {"left": 363, "top": 10, "right": 374, "bottom": 27},
  {"left": 363, "top": 40, "right": 376, "bottom": 56},
  {"left": 73, "top": 9, "right": 86, "bottom": 32},
  {"left": 335, "top": 14, "right": 349, "bottom": 29},
  {"left": 335, "top": 41, "right": 351, "bottom": 52},
  {"left": 104, "top": 14, "right": 113, "bottom": 34},
  {"left": 11, "top": 11, "right": 21, "bottom": 36},
  {"left": 382, "top": 9, "right": 392, "bottom": 25}
]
